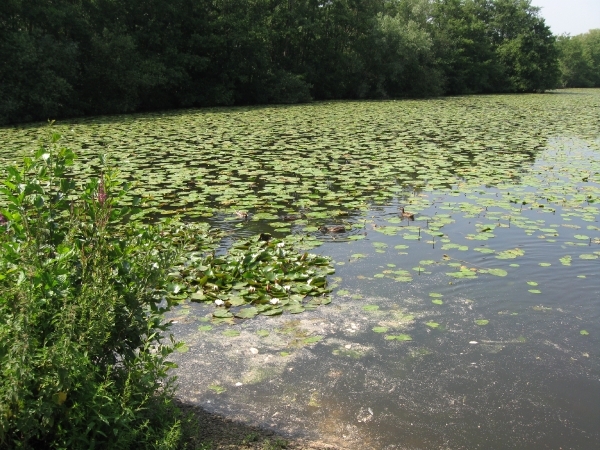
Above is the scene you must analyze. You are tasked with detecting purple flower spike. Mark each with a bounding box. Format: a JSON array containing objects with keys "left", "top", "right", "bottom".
[
  {"left": 0, "top": 213, "right": 7, "bottom": 225},
  {"left": 97, "top": 178, "right": 107, "bottom": 205}
]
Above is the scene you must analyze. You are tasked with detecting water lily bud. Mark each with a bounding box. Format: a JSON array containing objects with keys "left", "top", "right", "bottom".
[{"left": 214, "top": 299, "right": 225, "bottom": 306}]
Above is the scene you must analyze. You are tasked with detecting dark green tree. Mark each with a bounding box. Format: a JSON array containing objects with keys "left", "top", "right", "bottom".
[
  {"left": 557, "top": 29, "right": 600, "bottom": 87},
  {"left": 486, "top": 0, "right": 559, "bottom": 91}
]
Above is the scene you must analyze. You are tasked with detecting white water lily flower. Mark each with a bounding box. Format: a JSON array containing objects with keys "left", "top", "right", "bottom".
[
  {"left": 277, "top": 242, "right": 285, "bottom": 248},
  {"left": 269, "top": 298, "right": 279, "bottom": 305},
  {"left": 283, "top": 285, "right": 291, "bottom": 292},
  {"left": 214, "top": 299, "right": 225, "bottom": 306}
]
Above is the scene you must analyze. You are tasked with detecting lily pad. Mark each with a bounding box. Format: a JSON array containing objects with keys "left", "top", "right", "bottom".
[
  {"left": 234, "top": 307, "right": 259, "bottom": 319},
  {"left": 372, "top": 326, "right": 389, "bottom": 333},
  {"left": 303, "top": 336, "right": 323, "bottom": 345},
  {"left": 222, "top": 329, "right": 241, "bottom": 337},
  {"left": 363, "top": 305, "right": 380, "bottom": 312},
  {"left": 385, "top": 334, "right": 413, "bottom": 341},
  {"left": 487, "top": 268, "right": 507, "bottom": 277}
]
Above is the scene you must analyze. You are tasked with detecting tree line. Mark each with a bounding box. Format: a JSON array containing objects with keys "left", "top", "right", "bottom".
[
  {"left": 556, "top": 29, "right": 600, "bottom": 88},
  {"left": 0, "top": 0, "right": 571, "bottom": 125}
]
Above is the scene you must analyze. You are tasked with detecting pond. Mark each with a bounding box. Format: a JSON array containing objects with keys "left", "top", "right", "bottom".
[{"left": 2, "top": 89, "right": 600, "bottom": 449}]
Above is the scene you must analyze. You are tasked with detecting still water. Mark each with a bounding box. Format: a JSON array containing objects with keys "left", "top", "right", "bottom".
[
  {"left": 2, "top": 90, "right": 599, "bottom": 449},
  {"left": 170, "top": 138, "right": 600, "bottom": 449}
]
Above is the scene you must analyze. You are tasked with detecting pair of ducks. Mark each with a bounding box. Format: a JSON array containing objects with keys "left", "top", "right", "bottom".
[
  {"left": 321, "top": 207, "right": 413, "bottom": 233},
  {"left": 236, "top": 206, "right": 413, "bottom": 231},
  {"left": 320, "top": 225, "right": 346, "bottom": 233}
]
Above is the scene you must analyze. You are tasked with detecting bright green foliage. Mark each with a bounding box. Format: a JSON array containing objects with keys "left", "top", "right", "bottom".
[
  {"left": 0, "top": 134, "right": 192, "bottom": 448},
  {"left": 557, "top": 29, "right": 600, "bottom": 87}
]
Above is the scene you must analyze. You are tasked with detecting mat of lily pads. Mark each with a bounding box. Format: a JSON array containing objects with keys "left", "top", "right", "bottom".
[{"left": 2, "top": 89, "right": 600, "bottom": 448}]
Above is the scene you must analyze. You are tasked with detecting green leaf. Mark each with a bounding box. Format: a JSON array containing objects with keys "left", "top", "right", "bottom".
[
  {"left": 234, "top": 307, "right": 258, "bottom": 319},
  {"left": 372, "top": 326, "right": 388, "bottom": 333},
  {"left": 303, "top": 336, "right": 323, "bottom": 344},
  {"left": 488, "top": 268, "right": 507, "bottom": 277},
  {"left": 213, "top": 310, "right": 233, "bottom": 319},
  {"left": 384, "top": 334, "right": 412, "bottom": 341},
  {"left": 362, "top": 305, "right": 379, "bottom": 312},
  {"left": 222, "top": 329, "right": 240, "bottom": 337}
]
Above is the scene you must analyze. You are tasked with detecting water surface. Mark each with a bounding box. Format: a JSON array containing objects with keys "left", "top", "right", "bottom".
[{"left": 2, "top": 90, "right": 600, "bottom": 449}]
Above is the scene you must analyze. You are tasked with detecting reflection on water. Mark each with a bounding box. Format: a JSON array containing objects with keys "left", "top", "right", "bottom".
[{"left": 170, "top": 140, "right": 600, "bottom": 449}]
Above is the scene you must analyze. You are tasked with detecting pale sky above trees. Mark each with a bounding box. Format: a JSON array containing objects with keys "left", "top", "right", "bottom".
[{"left": 530, "top": 0, "right": 600, "bottom": 36}]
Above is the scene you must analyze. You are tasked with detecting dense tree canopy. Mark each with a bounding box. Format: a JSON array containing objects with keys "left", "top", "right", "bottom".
[
  {"left": 556, "top": 29, "right": 600, "bottom": 88},
  {"left": 0, "top": 0, "right": 561, "bottom": 125}
]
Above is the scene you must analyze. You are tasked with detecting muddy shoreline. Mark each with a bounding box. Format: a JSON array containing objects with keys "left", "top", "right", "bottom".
[{"left": 176, "top": 399, "right": 344, "bottom": 449}]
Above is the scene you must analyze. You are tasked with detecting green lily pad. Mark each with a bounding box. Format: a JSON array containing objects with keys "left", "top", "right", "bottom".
[
  {"left": 213, "top": 310, "right": 234, "bottom": 319},
  {"left": 222, "top": 329, "right": 241, "bottom": 337},
  {"left": 234, "top": 307, "right": 259, "bottom": 319},
  {"left": 385, "top": 334, "right": 413, "bottom": 341},
  {"left": 208, "top": 385, "right": 226, "bottom": 394},
  {"left": 372, "top": 326, "right": 389, "bottom": 333},
  {"left": 363, "top": 305, "right": 380, "bottom": 312},
  {"left": 303, "top": 336, "right": 323, "bottom": 344},
  {"left": 487, "top": 268, "right": 507, "bottom": 277}
]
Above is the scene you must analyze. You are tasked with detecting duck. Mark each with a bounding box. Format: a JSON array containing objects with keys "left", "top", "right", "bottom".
[
  {"left": 235, "top": 210, "right": 249, "bottom": 219},
  {"left": 400, "top": 207, "right": 415, "bottom": 220},
  {"left": 320, "top": 225, "right": 346, "bottom": 233}
]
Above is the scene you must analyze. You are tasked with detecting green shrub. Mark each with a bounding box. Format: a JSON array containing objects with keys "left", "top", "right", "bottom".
[{"left": 0, "top": 132, "right": 191, "bottom": 449}]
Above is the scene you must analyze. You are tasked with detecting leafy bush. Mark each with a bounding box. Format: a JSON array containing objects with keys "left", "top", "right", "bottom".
[{"left": 0, "top": 133, "right": 192, "bottom": 449}]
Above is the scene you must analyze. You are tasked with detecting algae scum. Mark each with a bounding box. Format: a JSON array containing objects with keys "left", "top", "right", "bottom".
[{"left": 3, "top": 90, "right": 600, "bottom": 449}]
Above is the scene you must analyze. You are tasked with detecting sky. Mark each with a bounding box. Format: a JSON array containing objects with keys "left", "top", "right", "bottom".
[{"left": 529, "top": 0, "right": 600, "bottom": 36}]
